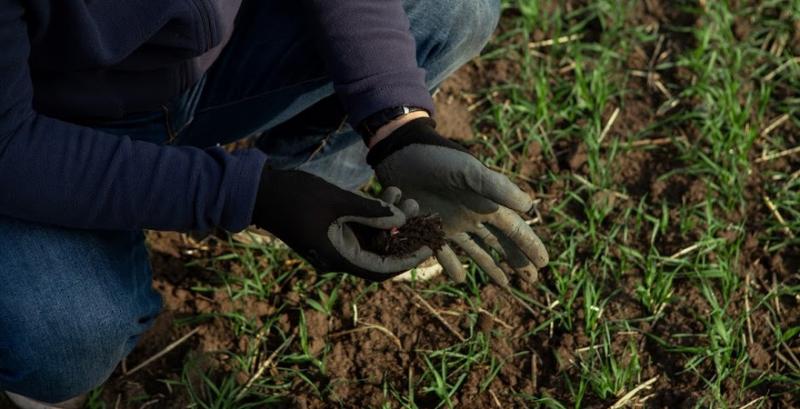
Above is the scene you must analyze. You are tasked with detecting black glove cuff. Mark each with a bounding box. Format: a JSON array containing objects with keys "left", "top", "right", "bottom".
[
  {"left": 251, "top": 165, "right": 282, "bottom": 229},
  {"left": 366, "top": 117, "right": 467, "bottom": 167}
]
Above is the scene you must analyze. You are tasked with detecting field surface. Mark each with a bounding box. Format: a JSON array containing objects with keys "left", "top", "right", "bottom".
[{"left": 3, "top": 1, "right": 799, "bottom": 408}]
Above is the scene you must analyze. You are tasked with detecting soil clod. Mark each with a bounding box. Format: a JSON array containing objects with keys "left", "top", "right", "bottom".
[{"left": 362, "top": 215, "right": 446, "bottom": 256}]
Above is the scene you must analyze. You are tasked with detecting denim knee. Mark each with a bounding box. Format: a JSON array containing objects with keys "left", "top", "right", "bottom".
[
  {"left": 0, "top": 292, "right": 158, "bottom": 403},
  {"left": 408, "top": 0, "right": 502, "bottom": 83},
  {"left": 441, "top": 0, "right": 502, "bottom": 58},
  {"left": 0, "top": 219, "right": 161, "bottom": 403}
]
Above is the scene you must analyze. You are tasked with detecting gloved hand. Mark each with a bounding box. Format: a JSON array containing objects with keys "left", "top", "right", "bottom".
[
  {"left": 252, "top": 167, "right": 432, "bottom": 280},
  {"left": 367, "top": 117, "right": 549, "bottom": 286}
]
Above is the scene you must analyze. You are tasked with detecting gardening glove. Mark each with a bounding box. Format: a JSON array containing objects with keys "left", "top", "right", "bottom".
[
  {"left": 252, "top": 167, "right": 432, "bottom": 281},
  {"left": 367, "top": 117, "right": 549, "bottom": 286}
]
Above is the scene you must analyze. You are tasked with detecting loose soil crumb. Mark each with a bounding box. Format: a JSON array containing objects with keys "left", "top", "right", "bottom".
[{"left": 361, "top": 215, "right": 446, "bottom": 256}]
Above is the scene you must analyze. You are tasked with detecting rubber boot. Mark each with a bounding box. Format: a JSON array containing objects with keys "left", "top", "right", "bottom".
[{"left": 5, "top": 392, "right": 87, "bottom": 409}]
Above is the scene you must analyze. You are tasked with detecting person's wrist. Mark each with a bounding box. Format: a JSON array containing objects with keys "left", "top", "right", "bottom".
[
  {"left": 368, "top": 111, "right": 431, "bottom": 148},
  {"left": 366, "top": 116, "right": 467, "bottom": 168}
]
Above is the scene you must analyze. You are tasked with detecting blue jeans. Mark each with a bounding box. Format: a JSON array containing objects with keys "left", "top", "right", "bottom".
[{"left": 0, "top": 0, "right": 500, "bottom": 402}]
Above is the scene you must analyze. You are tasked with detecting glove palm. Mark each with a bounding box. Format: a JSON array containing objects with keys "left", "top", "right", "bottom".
[
  {"left": 252, "top": 168, "right": 432, "bottom": 280},
  {"left": 368, "top": 118, "right": 548, "bottom": 285}
]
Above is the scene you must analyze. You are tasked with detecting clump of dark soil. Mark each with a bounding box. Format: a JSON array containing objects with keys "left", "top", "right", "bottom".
[{"left": 361, "top": 215, "right": 446, "bottom": 256}]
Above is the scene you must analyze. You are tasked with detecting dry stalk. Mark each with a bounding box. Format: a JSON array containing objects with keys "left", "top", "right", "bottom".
[
  {"left": 525, "top": 216, "right": 543, "bottom": 226},
  {"left": 179, "top": 233, "right": 212, "bottom": 253},
  {"left": 647, "top": 34, "right": 665, "bottom": 89},
  {"left": 546, "top": 293, "right": 555, "bottom": 338},
  {"left": 572, "top": 174, "right": 630, "bottom": 200},
  {"left": 658, "top": 49, "right": 671, "bottom": 63},
  {"left": 781, "top": 341, "right": 800, "bottom": 371},
  {"left": 467, "top": 99, "right": 488, "bottom": 112},
  {"left": 630, "top": 69, "right": 657, "bottom": 79},
  {"left": 786, "top": 168, "right": 800, "bottom": 187},
  {"left": 760, "top": 113, "right": 790, "bottom": 139},
  {"left": 737, "top": 396, "right": 765, "bottom": 409},
  {"left": 764, "top": 57, "right": 800, "bottom": 81},
  {"left": 246, "top": 325, "right": 274, "bottom": 372},
  {"left": 770, "top": 274, "right": 784, "bottom": 320},
  {"left": 598, "top": 107, "right": 620, "bottom": 144},
  {"left": 138, "top": 399, "right": 161, "bottom": 409},
  {"left": 478, "top": 307, "right": 514, "bottom": 330},
  {"left": 666, "top": 242, "right": 701, "bottom": 261},
  {"left": 439, "top": 309, "right": 464, "bottom": 317},
  {"left": 609, "top": 376, "right": 659, "bottom": 409},
  {"left": 769, "top": 35, "right": 787, "bottom": 57},
  {"left": 653, "top": 80, "right": 672, "bottom": 99},
  {"left": 515, "top": 128, "right": 525, "bottom": 144},
  {"left": 762, "top": 195, "right": 795, "bottom": 238},
  {"left": 745, "top": 271, "right": 754, "bottom": 345},
  {"left": 575, "top": 344, "right": 602, "bottom": 354},
  {"left": 775, "top": 351, "right": 799, "bottom": 372},
  {"left": 489, "top": 390, "right": 503, "bottom": 408},
  {"left": 403, "top": 286, "right": 466, "bottom": 342},
  {"left": 760, "top": 32, "right": 774, "bottom": 52},
  {"left": 756, "top": 145, "right": 800, "bottom": 164},
  {"left": 501, "top": 285, "right": 538, "bottom": 316},
  {"left": 330, "top": 323, "right": 403, "bottom": 349},
  {"left": 236, "top": 333, "right": 296, "bottom": 401},
  {"left": 532, "top": 203, "right": 544, "bottom": 224},
  {"left": 528, "top": 33, "right": 581, "bottom": 49},
  {"left": 640, "top": 393, "right": 656, "bottom": 404},
  {"left": 559, "top": 62, "right": 577, "bottom": 74},
  {"left": 602, "top": 135, "right": 687, "bottom": 149},
  {"left": 125, "top": 327, "right": 201, "bottom": 377},
  {"left": 656, "top": 98, "right": 680, "bottom": 116}
]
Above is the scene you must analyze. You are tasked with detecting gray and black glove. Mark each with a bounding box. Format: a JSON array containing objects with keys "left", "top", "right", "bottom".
[
  {"left": 367, "top": 117, "right": 549, "bottom": 286},
  {"left": 252, "top": 168, "right": 432, "bottom": 281}
]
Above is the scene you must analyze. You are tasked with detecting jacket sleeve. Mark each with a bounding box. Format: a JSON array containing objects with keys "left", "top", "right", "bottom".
[
  {"left": 301, "top": 0, "right": 435, "bottom": 126},
  {"left": 0, "top": 0, "right": 265, "bottom": 232}
]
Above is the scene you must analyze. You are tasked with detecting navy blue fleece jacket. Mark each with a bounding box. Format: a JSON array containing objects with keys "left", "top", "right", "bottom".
[{"left": 0, "top": 0, "right": 433, "bottom": 232}]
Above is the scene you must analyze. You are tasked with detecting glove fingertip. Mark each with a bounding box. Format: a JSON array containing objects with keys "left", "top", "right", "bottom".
[
  {"left": 400, "top": 198, "right": 420, "bottom": 218},
  {"left": 532, "top": 248, "right": 549, "bottom": 268},
  {"left": 518, "top": 264, "right": 539, "bottom": 284},
  {"left": 500, "top": 185, "right": 534, "bottom": 213},
  {"left": 512, "top": 193, "right": 535, "bottom": 213},
  {"left": 489, "top": 268, "right": 510, "bottom": 287},
  {"left": 525, "top": 233, "right": 549, "bottom": 268},
  {"left": 437, "top": 245, "right": 466, "bottom": 283},
  {"left": 381, "top": 186, "right": 403, "bottom": 205},
  {"left": 357, "top": 201, "right": 409, "bottom": 229}
]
